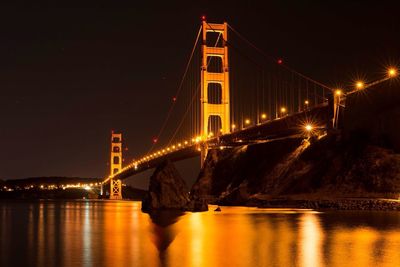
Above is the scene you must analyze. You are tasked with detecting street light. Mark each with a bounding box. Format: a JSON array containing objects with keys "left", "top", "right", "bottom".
[
  {"left": 259, "top": 113, "right": 267, "bottom": 124},
  {"left": 388, "top": 67, "right": 398, "bottom": 77},
  {"left": 305, "top": 124, "right": 313, "bottom": 132},
  {"left": 280, "top": 107, "right": 287, "bottom": 117},
  {"left": 355, "top": 81, "right": 364, "bottom": 90}
]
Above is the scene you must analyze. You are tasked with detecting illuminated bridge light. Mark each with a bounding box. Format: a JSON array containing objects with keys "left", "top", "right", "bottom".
[
  {"left": 280, "top": 107, "right": 287, "bottom": 114},
  {"left": 261, "top": 113, "right": 267, "bottom": 120},
  {"left": 184, "top": 140, "right": 188, "bottom": 145},
  {"left": 388, "top": 67, "right": 398, "bottom": 77},
  {"left": 245, "top": 119, "right": 251, "bottom": 125},
  {"left": 231, "top": 124, "right": 236, "bottom": 130},
  {"left": 172, "top": 145, "right": 176, "bottom": 149},
  {"left": 304, "top": 100, "right": 309, "bottom": 105},
  {"left": 355, "top": 81, "right": 364, "bottom": 90},
  {"left": 305, "top": 124, "right": 313, "bottom": 132},
  {"left": 335, "top": 89, "right": 342, "bottom": 96},
  {"left": 178, "top": 143, "right": 181, "bottom": 147}
]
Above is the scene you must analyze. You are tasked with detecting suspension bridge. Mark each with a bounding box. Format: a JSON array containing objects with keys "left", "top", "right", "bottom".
[{"left": 100, "top": 18, "right": 398, "bottom": 199}]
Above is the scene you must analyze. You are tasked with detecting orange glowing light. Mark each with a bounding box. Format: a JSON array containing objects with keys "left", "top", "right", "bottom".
[
  {"left": 355, "top": 81, "right": 364, "bottom": 90},
  {"left": 388, "top": 67, "right": 397, "bottom": 77},
  {"left": 305, "top": 124, "right": 313, "bottom": 132},
  {"left": 335, "top": 89, "right": 342, "bottom": 96}
]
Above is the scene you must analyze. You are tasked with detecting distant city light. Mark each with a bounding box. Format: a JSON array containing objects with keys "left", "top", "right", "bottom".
[{"left": 304, "top": 100, "right": 309, "bottom": 105}]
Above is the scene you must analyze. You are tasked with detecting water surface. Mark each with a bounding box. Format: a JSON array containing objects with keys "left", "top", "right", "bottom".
[{"left": 0, "top": 200, "right": 399, "bottom": 267}]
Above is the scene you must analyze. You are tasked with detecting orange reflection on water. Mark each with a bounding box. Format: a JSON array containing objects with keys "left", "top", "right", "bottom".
[
  {"left": 299, "top": 212, "right": 325, "bottom": 267},
  {"left": 1, "top": 201, "right": 400, "bottom": 267}
]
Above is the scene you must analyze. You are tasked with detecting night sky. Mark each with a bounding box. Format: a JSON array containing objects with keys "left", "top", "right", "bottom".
[{"left": 1, "top": 2, "right": 399, "bottom": 188}]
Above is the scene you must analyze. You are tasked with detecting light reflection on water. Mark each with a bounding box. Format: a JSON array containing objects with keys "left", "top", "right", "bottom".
[{"left": 0, "top": 201, "right": 399, "bottom": 267}]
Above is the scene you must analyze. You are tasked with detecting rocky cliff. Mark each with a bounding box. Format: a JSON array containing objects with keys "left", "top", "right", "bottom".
[{"left": 191, "top": 133, "right": 400, "bottom": 207}]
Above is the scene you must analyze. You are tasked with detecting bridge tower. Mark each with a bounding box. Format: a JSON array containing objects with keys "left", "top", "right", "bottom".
[
  {"left": 109, "top": 132, "right": 122, "bottom": 200},
  {"left": 200, "top": 20, "right": 230, "bottom": 164}
]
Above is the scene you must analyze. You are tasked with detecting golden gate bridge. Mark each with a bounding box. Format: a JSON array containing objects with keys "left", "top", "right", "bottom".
[{"left": 100, "top": 18, "right": 398, "bottom": 199}]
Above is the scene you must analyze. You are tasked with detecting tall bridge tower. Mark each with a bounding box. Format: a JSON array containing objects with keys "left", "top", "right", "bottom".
[
  {"left": 109, "top": 132, "right": 122, "bottom": 200},
  {"left": 200, "top": 20, "right": 230, "bottom": 163}
]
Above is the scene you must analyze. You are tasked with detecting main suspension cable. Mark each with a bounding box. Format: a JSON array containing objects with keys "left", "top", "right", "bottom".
[
  {"left": 147, "top": 25, "right": 202, "bottom": 154},
  {"left": 227, "top": 24, "right": 333, "bottom": 91}
]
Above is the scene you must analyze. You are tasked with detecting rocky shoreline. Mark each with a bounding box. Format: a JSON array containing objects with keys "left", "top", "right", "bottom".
[{"left": 234, "top": 198, "right": 400, "bottom": 211}]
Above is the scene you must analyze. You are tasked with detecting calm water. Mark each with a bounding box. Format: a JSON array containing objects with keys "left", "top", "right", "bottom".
[{"left": 0, "top": 201, "right": 399, "bottom": 267}]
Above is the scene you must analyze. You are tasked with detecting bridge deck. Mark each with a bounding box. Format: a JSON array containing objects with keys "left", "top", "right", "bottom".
[{"left": 106, "top": 103, "right": 331, "bottom": 181}]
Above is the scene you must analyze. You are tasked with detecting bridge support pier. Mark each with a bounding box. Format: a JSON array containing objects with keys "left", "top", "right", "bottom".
[
  {"left": 333, "top": 91, "right": 341, "bottom": 129},
  {"left": 200, "top": 143, "right": 209, "bottom": 166}
]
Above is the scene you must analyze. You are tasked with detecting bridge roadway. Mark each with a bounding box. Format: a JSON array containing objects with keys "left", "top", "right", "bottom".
[{"left": 108, "top": 102, "right": 332, "bottom": 181}]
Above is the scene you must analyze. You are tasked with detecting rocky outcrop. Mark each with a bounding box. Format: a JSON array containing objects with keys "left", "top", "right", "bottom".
[
  {"left": 142, "top": 160, "right": 208, "bottom": 212},
  {"left": 142, "top": 160, "right": 190, "bottom": 212},
  {"left": 191, "top": 132, "right": 400, "bottom": 208},
  {"left": 190, "top": 137, "right": 306, "bottom": 204}
]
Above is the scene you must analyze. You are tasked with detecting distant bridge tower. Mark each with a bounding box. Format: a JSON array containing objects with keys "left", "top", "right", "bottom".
[
  {"left": 200, "top": 20, "right": 230, "bottom": 163},
  {"left": 109, "top": 132, "right": 122, "bottom": 200}
]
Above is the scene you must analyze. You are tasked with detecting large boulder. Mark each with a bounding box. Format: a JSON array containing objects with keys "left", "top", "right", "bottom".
[{"left": 142, "top": 160, "right": 190, "bottom": 212}]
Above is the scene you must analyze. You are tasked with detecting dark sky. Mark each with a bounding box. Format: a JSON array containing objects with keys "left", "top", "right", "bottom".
[{"left": 1, "top": 1, "right": 399, "bottom": 188}]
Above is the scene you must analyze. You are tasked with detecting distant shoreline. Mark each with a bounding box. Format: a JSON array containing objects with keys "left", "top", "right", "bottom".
[{"left": 1, "top": 196, "right": 399, "bottom": 212}]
